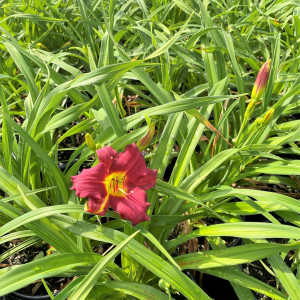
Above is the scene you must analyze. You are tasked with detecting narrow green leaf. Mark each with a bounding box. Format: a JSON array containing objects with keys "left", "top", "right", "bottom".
[
  {"left": 175, "top": 242, "right": 300, "bottom": 270},
  {"left": 166, "top": 223, "right": 300, "bottom": 250},
  {"left": 69, "top": 231, "right": 140, "bottom": 300},
  {"left": 203, "top": 267, "right": 286, "bottom": 300},
  {"left": 0, "top": 253, "right": 102, "bottom": 296},
  {"left": 53, "top": 215, "right": 211, "bottom": 300},
  {"left": 0, "top": 205, "right": 84, "bottom": 237},
  {"left": 146, "top": 13, "right": 193, "bottom": 59},
  {"left": 1, "top": 113, "right": 69, "bottom": 203},
  {"left": 101, "top": 281, "right": 172, "bottom": 300}
]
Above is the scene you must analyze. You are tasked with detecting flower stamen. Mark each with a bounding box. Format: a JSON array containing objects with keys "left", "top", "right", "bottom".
[{"left": 107, "top": 173, "right": 127, "bottom": 195}]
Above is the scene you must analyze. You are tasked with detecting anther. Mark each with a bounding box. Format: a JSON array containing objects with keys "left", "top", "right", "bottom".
[{"left": 115, "top": 176, "right": 119, "bottom": 192}]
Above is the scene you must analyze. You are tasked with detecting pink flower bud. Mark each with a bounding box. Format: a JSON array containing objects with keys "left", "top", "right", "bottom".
[{"left": 251, "top": 59, "right": 271, "bottom": 101}]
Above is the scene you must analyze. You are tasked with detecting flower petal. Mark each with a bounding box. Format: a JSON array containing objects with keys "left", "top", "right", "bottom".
[
  {"left": 109, "top": 187, "right": 150, "bottom": 226},
  {"left": 71, "top": 164, "right": 107, "bottom": 199},
  {"left": 84, "top": 196, "right": 110, "bottom": 216},
  {"left": 96, "top": 146, "right": 118, "bottom": 169},
  {"left": 129, "top": 168, "right": 158, "bottom": 190},
  {"left": 110, "top": 143, "right": 150, "bottom": 179}
]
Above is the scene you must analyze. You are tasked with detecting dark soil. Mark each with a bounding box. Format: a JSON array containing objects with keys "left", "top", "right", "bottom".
[
  {"left": 1, "top": 240, "right": 48, "bottom": 266},
  {"left": 0, "top": 240, "right": 70, "bottom": 297}
]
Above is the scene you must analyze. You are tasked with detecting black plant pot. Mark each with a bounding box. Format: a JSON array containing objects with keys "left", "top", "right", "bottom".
[{"left": 3, "top": 292, "right": 53, "bottom": 300}]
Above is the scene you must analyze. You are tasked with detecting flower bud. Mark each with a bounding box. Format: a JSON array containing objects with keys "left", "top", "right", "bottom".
[
  {"left": 159, "top": 279, "right": 171, "bottom": 291},
  {"left": 251, "top": 59, "right": 271, "bottom": 102},
  {"left": 244, "top": 99, "right": 256, "bottom": 119},
  {"left": 136, "top": 122, "right": 155, "bottom": 151},
  {"left": 258, "top": 108, "right": 275, "bottom": 126},
  {"left": 85, "top": 133, "right": 96, "bottom": 151}
]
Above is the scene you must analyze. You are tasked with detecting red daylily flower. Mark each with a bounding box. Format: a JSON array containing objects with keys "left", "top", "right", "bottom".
[{"left": 71, "top": 143, "right": 158, "bottom": 226}]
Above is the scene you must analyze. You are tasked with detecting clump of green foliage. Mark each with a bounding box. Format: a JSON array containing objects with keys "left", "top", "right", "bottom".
[{"left": 0, "top": 0, "right": 299, "bottom": 299}]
